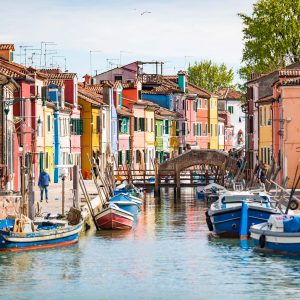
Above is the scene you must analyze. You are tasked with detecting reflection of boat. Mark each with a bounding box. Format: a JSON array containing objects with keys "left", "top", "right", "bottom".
[
  {"left": 250, "top": 215, "right": 300, "bottom": 254},
  {"left": 95, "top": 203, "right": 134, "bottom": 230},
  {"left": 206, "top": 191, "right": 280, "bottom": 238},
  {"left": 0, "top": 218, "right": 83, "bottom": 252}
]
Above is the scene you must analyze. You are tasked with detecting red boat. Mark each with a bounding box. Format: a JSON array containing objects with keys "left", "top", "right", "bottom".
[{"left": 95, "top": 203, "right": 134, "bottom": 230}]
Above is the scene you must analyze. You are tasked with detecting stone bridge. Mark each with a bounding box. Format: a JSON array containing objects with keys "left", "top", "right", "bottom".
[{"left": 155, "top": 149, "right": 239, "bottom": 193}]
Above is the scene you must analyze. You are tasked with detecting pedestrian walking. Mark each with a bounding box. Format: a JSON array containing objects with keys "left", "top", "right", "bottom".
[{"left": 38, "top": 170, "right": 50, "bottom": 202}]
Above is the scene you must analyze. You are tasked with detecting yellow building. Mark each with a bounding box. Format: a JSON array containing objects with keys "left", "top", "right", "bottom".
[
  {"left": 258, "top": 97, "right": 272, "bottom": 168},
  {"left": 44, "top": 102, "right": 55, "bottom": 182},
  {"left": 208, "top": 95, "right": 219, "bottom": 149},
  {"left": 78, "top": 85, "right": 103, "bottom": 179}
]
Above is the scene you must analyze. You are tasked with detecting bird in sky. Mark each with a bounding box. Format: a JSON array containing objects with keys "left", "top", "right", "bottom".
[{"left": 141, "top": 11, "right": 151, "bottom": 15}]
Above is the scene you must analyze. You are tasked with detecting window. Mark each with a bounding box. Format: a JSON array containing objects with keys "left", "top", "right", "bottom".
[
  {"left": 204, "top": 99, "right": 207, "bottom": 108},
  {"left": 126, "top": 150, "right": 130, "bottom": 164},
  {"left": 199, "top": 123, "right": 202, "bottom": 136},
  {"left": 151, "top": 118, "right": 154, "bottom": 132},
  {"left": 264, "top": 148, "right": 267, "bottom": 164},
  {"left": 47, "top": 115, "right": 51, "bottom": 132},
  {"left": 264, "top": 106, "right": 267, "bottom": 126},
  {"left": 199, "top": 99, "right": 202, "bottom": 109},
  {"left": 259, "top": 107, "right": 262, "bottom": 126},
  {"left": 118, "top": 151, "right": 123, "bottom": 166},
  {"left": 182, "top": 100, "right": 185, "bottom": 110},
  {"left": 193, "top": 101, "right": 197, "bottom": 111},
  {"left": 134, "top": 117, "right": 138, "bottom": 131},
  {"left": 139, "top": 118, "right": 145, "bottom": 131},
  {"left": 136, "top": 150, "right": 141, "bottom": 163},
  {"left": 71, "top": 119, "right": 83, "bottom": 135},
  {"left": 103, "top": 113, "right": 105, "bottom": 129},
  {"left": 164, "top": 120, "right": 169, "bottom": 135},
  {"left": 205, "top": 123, "right": 208, "bottom": 136},
  {"left": 267, "top": 147, "right": 271, "bottom": 165},
  {"left": 46, "top": 152, "right": 49, "bottom": 169},
  {"left": 145, "top": 118, "right": 148, "bottom": 131},
  {"left": 114, "top": 75, "right": 122, "bottom": 82},
  {"left": 215, "top": 124, "right": 218, "bottom": 136},
  {"left": 193, "top": 123, "right": 196, "bottom": 136},
  {"left": 228, "top": 106, "right": 234, "bottom": 114},
  {"left": 96, "top": 116, "right": 101, "bottom": 133},
  {"left": 176, "top": 122, "right": 179, "bottom": 136},
  {"left": 186, "top": 101, "right": 189, "bottom": 111}
]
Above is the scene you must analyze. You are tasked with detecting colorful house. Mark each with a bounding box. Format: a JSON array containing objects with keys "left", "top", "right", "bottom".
[
  {"left": 78, "top": 84, "right": 102, "bottom": 179},
  {"left": 217, "top": 88, "right": 245, "bottom": 150},
  {"left": 208, "top": 94, "right": 219, "bottom": 149},
  {"left": 187, "top": 83, "right": 211, "bottom": 149},
  {"left": 257, "top": 96, "right": 272, "bottom": 169}
]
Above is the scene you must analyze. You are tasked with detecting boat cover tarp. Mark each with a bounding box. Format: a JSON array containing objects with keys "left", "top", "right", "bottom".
[{"left": 283, "top": 217, "right": 300, "bottom": 232}]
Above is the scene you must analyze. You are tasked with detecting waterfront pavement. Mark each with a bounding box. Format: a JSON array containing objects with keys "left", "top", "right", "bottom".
[{"left": 33, "top": 180, "right": 99, "bottom": 216}]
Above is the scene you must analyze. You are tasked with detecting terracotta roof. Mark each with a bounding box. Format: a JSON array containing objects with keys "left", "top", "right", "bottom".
[
  {"left": 282, "top": 77, "right": 300, "bottom": 86},
  {"left": 121, "top": 81, "right": 136, "bottom": 89},
  {"left": 0, "top": 57, "right": 29, "bottom": 79},
  {"left": 136, "top": 99, "right": 160, "bottom": 108},
  {"left": 46, "top": 79, "right": 65, "bottom": 87},
  {"left": 142, "top": 78, "right": 183, "bottom": 95},
  {"left": 39, "top": 68, "right": 62, "bottom": 74},
  {"left": 155, "top": 107, "right": 180, "bottom": 119},
  {"left": 217, "top": 87, "right": 242, "bottom": 100},
  {"left": 46, "top": 72, "right": 77, "bottom": 80},
  {"left": 0, "top": 66, "right": 24, "bottom": 78},
  {"left": 85, "top": 84, "right": 103, "bottom": 95},
  {"left": 0, "top": 44, "right": 14, "bottom": 51},
  {"left": 117, "top": 107, "right": 133, "bottom": 117},
  {"left": 279, "top": 69, "right": 300, "bottom": 77},
  {"left": 187, "top": 82, "right": 211, "bottom": 98},
  {"left": 78, "top": 85, "right": 103, "bottom": 105}
]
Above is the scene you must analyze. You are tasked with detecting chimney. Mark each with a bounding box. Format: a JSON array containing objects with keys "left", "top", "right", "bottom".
[
  {"left": 177, "top": 70, "right": 186, "bottom": 92},
  {"left": 83, "top": 74, "right": 91, "bottom": 86},
  {"left": 0, "top": 44, "right": 15, "bottom": 62}
]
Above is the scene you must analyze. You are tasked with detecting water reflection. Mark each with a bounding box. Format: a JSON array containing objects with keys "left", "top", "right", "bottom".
[{"left": 1, "top": 188, "right": 300, "bottom": 299}]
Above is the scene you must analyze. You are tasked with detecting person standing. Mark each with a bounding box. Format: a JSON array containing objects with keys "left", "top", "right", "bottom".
[{"left": 38, "top": 170, "right": 50, "bottom": 202}]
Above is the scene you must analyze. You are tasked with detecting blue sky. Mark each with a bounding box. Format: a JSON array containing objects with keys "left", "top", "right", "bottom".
[{"left": 1, "top": 0, "right": 255, "bottom": 81}]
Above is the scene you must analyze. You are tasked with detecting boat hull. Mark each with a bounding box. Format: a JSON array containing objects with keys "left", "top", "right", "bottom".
[
  {"left": 209, "top": 206, "right": 278, "bottom": 238},
  {"left": 95, "top": 206, "right": 134, "bottom": 230},
  {"left": 251, "top": 227, "right": 300, "bottom": 254},
  {"left": 0, "top": 222, "right": 83, "bottom": 251},
  {"left": 110, "top": 201, "right": 139, "bottom": 216}
]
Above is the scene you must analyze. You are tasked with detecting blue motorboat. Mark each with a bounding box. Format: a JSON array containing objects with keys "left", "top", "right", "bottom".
[
  {"left": 251, "top": 215, "right": 300, "bottom": 254},
  {"left": 206, "top": 191, "right": 280, "bottom": 238},
  {"left": 109, "top": 194, "right": 140, "bottom": 216}
]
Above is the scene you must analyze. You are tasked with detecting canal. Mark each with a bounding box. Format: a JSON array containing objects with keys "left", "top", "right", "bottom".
[{"left": 1, "top": 188, "right": 300, "bottom": 300}]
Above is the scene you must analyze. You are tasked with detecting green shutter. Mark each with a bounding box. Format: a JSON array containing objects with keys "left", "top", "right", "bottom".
[
  {"left": 39, "top": 152, "right": 44, "bottom": 172},
  {"left": 126, "top": 150, "right": 130, "bottom": 164},
  {"left": 118, "top": 151, "right": 123, "bottom": 165},
  {"left": 134, "top": 117, "right": 138, "bottom": 131}
]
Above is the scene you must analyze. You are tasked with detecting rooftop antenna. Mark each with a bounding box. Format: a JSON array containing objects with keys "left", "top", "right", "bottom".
[
  {"left": 184, "top": 56, "right": 193, "bottom": 70},
  {"left": 119, "top": 50, "right": 132, "bottom": 66},
  {"left": 51, "top": 55, "right": 67, "bottom": 70},
  {"left": 89, "top": 50, "right": 102, "bottom": 76},
  {"left": 42, "top": 42, "right": 57, "bottom": 68},
  {"left": 106, "top": 58, "right": 119, "bottom": 70},
  {"left": 19, "top": 45, "right": 33, "bottom": 66}
]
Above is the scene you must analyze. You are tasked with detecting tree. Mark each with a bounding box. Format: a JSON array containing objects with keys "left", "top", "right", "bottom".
[
  {"left": 187, "top": 60, "right": 235, "bottom": 92},
  {"left": 238, "top": 0, "right": 300, "bottom": 80}
]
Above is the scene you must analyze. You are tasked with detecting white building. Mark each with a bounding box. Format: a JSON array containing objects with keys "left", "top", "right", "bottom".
[{"left": 217, "top": 88, "right": 245, "bottom": 150}]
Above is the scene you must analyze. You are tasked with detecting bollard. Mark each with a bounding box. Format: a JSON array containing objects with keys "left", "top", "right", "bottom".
[{"left": 239, "top": 201, "right": 248, "bottom": 240}]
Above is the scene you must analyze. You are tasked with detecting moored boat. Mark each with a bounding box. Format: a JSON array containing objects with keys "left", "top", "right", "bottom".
[
  {"left": 206, "top": 191, "right": 280, "bottom": 238},
  {"left": 0, "top": 217, "right": 83, "bottom": 252},
  {"left": 95, "top": 203, "right": 134, "bottom": 230},
  {"left": 250, "top": 215, "right": 300, "bottom": 254}
]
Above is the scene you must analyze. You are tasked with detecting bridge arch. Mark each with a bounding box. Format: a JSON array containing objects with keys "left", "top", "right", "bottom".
[{"left": 156, "top": 150, "right": 239, "bottom": 191}]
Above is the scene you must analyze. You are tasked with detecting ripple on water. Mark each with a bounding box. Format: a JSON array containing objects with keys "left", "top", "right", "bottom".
[{"left": 1, "top": 188, "right": 300, "bottom": 299}]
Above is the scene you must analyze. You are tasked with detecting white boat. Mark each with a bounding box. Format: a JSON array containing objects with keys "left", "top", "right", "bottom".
[{"left": 250, "top": 214, "right": 300, "bottom": 254}]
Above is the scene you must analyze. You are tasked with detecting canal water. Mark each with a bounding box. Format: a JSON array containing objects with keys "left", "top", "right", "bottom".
[{"left": 1, "top": 188, "right": 300, "bottom": 300}]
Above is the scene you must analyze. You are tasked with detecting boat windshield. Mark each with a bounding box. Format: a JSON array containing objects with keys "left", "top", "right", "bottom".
[{"left": 221, "top": 194, "right": 269, "bottom": 204}]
